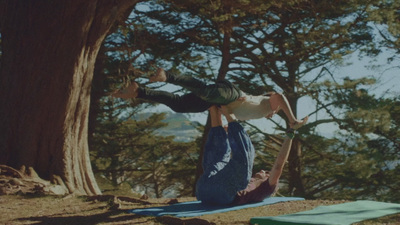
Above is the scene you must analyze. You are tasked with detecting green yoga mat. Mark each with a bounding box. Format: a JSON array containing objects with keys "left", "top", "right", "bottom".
[{"left": 250, "top": 200, "right": 400, "bottom": 225}]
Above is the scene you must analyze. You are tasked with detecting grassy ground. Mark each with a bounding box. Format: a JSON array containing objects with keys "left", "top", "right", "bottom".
[{"left": 1, "top": 194, "right": 399, "bottom": 225}]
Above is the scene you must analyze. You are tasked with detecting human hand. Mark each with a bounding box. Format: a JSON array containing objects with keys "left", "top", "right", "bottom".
[{"left": 220, "top": 106, "right": 237, "bottom": 122}]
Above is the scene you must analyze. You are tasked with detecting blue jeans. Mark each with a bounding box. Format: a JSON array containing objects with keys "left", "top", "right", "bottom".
[
  {"left": 137, "top": 71, "right": 242, "bottom": 112},
  {"left": 195, "top": 122, "right": 255, "bottom": 205}
]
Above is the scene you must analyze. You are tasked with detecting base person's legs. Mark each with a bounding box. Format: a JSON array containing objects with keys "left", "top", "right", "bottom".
[
  {"left": 201, "top": 107, "right": 230, "bottom": 172},
  {"left": 196, "top": 106, "right": 241, "bottom": 205},
  {"left": 221, "top": 106, "right": 255, "bottom": 190}
]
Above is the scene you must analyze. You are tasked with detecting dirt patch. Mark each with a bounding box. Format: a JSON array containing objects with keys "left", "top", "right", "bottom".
[{"left": 1, "top": 194, "right": 399, "bottom": 225}]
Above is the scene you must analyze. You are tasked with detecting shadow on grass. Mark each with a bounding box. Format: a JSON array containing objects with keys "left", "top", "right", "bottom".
[{"left": 17, "top": 209, "right": 153, "bottom": 225}]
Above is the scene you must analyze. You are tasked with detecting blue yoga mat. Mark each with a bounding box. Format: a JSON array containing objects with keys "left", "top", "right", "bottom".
[
  {"left": 130, "top": 197, "right": 304, "bottom": 218},
  {"left": 250, "top": 200, "right": 400, "bottom": 225}
]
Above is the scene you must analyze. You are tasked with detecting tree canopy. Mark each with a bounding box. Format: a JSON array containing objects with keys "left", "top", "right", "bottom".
[
  {"left": 0, "top": 0, "right": 398, "bottom": 201},
  {"left": 90, "top": 0, "right": 399, "bottom": 201}
]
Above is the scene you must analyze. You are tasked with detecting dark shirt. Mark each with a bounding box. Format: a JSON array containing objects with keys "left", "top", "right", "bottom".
[{"left": 232, "top": 176, "right": 277, "bottom": 205}]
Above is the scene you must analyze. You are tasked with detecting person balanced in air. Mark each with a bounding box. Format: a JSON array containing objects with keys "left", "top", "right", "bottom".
[
  {"left": 112, "top": 68, "right": 308, "bottom": 129},
  {"left": 196, "top": 105, "right": 298, "bottom": 205}
]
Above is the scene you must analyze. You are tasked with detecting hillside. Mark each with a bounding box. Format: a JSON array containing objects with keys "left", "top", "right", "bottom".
[{"left": 135, "top": 112, "right": 202, "bottom": 142}]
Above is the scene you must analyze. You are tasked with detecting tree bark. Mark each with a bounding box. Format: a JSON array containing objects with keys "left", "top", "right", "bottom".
[{"left": 0, "top": 0, "right": 137, "bottom": 195}]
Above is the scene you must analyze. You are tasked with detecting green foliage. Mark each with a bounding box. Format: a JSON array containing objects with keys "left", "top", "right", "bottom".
[
  {"left": 304, "top": 78, "right": 400, "bottom": 201},
  {"left": 90, "top": 109, "right": 199, "bottom": 197},
  {"left": 95, "top": 174, "right": 138, "bottom": 197},
  {"left": 88, "top": 0, "right": 400, "bottom": 201},
  {"left": 367, "top": 0, "right": 400, "bottom": 57}
]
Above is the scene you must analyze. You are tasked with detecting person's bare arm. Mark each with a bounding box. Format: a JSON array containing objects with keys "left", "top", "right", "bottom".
[{"left": 268, "top": 133, "right": 294, "bottom": 186}]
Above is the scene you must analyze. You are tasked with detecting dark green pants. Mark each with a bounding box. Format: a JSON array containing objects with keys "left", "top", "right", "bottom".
[{"left": 137, "top": 72, "right": 242, "bottom": 113}]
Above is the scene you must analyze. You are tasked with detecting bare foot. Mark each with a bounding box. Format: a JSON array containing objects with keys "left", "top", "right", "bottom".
[
  {"left": 149, "top": 68, "right": 167, "bottom": 82},
  {"left": 290, "top": 116, "right": 309, "bottom": 130},
  {"left": 111, "top": 82, "right": 138, "bottom": 99}
]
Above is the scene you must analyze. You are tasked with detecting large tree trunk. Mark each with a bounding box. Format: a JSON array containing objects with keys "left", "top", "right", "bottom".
[
  {"left": 0, "top": 1, "right": 136, "bottom": 195},
  {"left": 288, "top": 140, "right": 305, "bottom": 196},
  {"left": 285, "top": 95, "right": 306, "bottom": 197}
]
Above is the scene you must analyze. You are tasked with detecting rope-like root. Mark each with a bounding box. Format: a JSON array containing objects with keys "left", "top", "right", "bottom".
[{"left": 0, "top": 165, "right": 68, "bottom": 196}]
